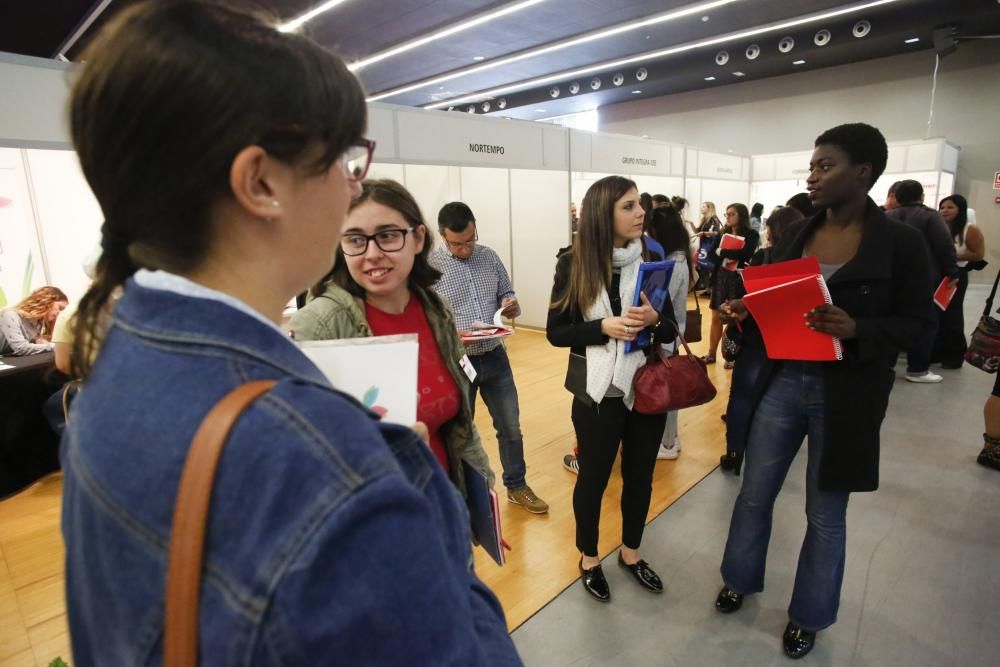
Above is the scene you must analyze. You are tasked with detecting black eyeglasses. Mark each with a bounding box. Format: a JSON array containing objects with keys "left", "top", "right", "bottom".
[
  {"left": 445, "top": 230, "right": 478, "bottom": 251},
  {"left": 342, "top": 138, "right": 376, "bottom": 182},
  {"left": 340, "top": 227, "right": 414, "bottom": 256}
]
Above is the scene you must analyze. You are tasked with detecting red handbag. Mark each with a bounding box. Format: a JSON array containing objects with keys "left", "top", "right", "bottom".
[{"left": 633, "top": 322, "right": 717, "bottom": 415}]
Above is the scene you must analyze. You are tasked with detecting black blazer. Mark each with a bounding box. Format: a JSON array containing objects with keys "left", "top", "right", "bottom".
[{"left": 746, "top": 198, "right": 934, "bottom": 492}]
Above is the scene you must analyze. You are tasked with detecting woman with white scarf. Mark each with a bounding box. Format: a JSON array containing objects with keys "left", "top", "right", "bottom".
[{"left": 547, "top": 176, "right": 673, "bottom": 602}]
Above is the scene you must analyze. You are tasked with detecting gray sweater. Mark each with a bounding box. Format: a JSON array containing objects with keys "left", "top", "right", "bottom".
[{"left": 0, "top": 309, "right": 54, "bottom": 355}]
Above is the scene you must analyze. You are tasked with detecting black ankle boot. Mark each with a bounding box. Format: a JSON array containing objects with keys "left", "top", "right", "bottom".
[
  {"left": 978, "top": 434, "right": 1000, "bottom": 471},
  {"left": 714, "top": 586, "right": 743, "bottom": 613},
  {"left": 782, "top": 622, "right": 816, "bottom": 659}
]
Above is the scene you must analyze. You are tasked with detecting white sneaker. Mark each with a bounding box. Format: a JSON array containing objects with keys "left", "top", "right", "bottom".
[
  {"left": 657, "top": 442, "right": 680, "bottom": 460},
  {"left": 906, "top": 372, "right": 943, "bottom": 384}
]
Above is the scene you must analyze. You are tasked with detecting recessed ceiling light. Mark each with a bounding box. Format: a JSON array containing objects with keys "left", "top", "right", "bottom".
[
  {"left": 642, "top": 135, "right": 650, "bottom": 138},
  {"left": 473, "top": 56, "right": 486, "bottom": 61},
  {"left": 701, "top": 16, "right": 710, "bottom": 22},
  {"left": 732, "top": 71, "right": 745, "bottom": 77},
  {"left": 632, "top": 90, "right": 642, "bottom": 94},
  {"left": 905, "top": 37, "right": 920, "bottom": 44},
  {"left": 704, "top": 76, "right": 717, "bottom": 81},
  {"left": 536, "top": 109, "right": 547, "bottom": 112},
  {"left": 793, "top": 59, "right": 806, "bottom": 65}
]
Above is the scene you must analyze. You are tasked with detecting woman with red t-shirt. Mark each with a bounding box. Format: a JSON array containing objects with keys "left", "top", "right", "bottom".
[{"left": 289, "top": 179, "right": 494, "bottom": 498}]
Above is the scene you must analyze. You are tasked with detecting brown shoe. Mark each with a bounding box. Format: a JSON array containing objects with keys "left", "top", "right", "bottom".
[{"left": 507, "top": 485, "right": 549, "bottom": 514}]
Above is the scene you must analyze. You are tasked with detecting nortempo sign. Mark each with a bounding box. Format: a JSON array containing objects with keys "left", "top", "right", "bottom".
[{"left": 470, "top": 143, "right": 505, "bottom": 155}]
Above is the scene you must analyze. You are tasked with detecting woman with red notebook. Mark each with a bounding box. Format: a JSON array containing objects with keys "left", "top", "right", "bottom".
[{"left": 712, "top": 124, "right": 933, "bottom": 659}]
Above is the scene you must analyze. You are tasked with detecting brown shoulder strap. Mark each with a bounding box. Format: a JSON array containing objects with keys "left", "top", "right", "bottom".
[{"left": 164, "top": 380, "right": 276, "bottom": 667}]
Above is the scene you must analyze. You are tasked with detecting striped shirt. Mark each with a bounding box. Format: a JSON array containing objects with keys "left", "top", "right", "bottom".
[{"left": 430, "top": 244, "right": 516, "bottom": 355}]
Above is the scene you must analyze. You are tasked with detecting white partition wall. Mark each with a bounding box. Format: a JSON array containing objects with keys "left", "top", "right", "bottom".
[
  {"left": 685, "top": 148, "right": 752, "bottom": 215},
  {"left": 459, "top": 168, "right": 512, "bottom": 272},
  {"left": 569, "top": 130, "right": 687, "bottom": 207},
  {"left": 752, "top": 138, "right": 960, "bottom": 214},
  {"left": 0, "top": 148, "right": 47, "bottom": 306}
]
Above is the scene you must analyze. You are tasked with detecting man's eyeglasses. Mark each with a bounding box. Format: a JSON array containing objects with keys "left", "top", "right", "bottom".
[
  {"left": 341, "top": 138, "right": 376, "bottom": 182},
  {"left": 445, "top": 230, "right": 478, "bottom": 251},
  {"left": 340, "top": 227, "right": 414, "bottom": 256}
]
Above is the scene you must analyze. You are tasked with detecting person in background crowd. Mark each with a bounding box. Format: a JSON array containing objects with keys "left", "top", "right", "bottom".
[
  {"left": 651, "top": 194, "right": 671, "bottom": 209},
  {"left": 715, "top": 123, "right": 932, "bottom": 659},
  {"left": 0, "top": 286, "right": 67, "bottom": 356},
  {"left": 290, "top": 181, "right": 497, "bottom": 501},
  {"left": 885, "top": 179, "right": 959, "bottom": 384},
  {"left": 571, "top": 201, "right": 579, "bottom": 234},
  {"left": 648, "top": 210, "right": 693, "bottom": 461},
  {"left": 785, "top": 192, "right": 816, "bottom": 219},
  {"left": 547, "top": 175, "right": 672, "bottom": 602},
  {"left": 749, "top": 202, "right": 764, "bottom": 232},
  {"left": 695, "top": 201, "right": 722, "bottom": 295},
  {"left": 704, "top": 204, "right": 758, "bottom": 367},
  {"left": 935, "top": 194, "right": 984, "bottom": 368},
  {"left": 673, "top": 195, "right": 700, "bottom": 257},
  {"left": 720, "top": 206, "right": 805, "bottom": 475},
  {"left": 61, "top": 3, "right": 518, "bottom": 664},
  {"left": 640, "top": 192, "right": 665, "bottom": 257},
  {"left": 431, "top": 200, "right": 549, "bottom": 514},
  {"left": 882, "top": 180, "right": 901, "bottom": 211}
]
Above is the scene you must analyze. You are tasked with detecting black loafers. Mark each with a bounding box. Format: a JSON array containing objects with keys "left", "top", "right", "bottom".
[
  {"left": 617, "top": 553, "right": 663, "bottom": 592},
  {"left": 714, "top": 586, "right": 744, "bottom": 613},
  {"left": 579, "top": 558, "right": 610, "bottom": 602},
  {"left": 782, "top": 622, "right": 816, "bottom": 659}
]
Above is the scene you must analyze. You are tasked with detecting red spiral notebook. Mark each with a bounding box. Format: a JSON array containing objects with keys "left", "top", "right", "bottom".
[
  {"left": 741, "top": 257, "right": 843, "bottom": 361},
  {"left": 719, "top": 234, "right": 746, "bottom": 271},
  {"left": 933, "top": 277, "right": 958, "bottom": 311}
]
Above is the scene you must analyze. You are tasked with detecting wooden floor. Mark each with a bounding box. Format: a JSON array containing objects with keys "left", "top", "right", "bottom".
[{"left": 0, "top": 300, "right": 730, "bottom": 665}]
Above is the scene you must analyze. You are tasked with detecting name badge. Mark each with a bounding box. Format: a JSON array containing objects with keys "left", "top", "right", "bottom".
[{"left": 459, "top": 354, "right": 478, "bottom": 383}]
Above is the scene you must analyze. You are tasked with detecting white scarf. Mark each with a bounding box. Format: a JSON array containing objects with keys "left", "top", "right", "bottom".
[{"left": 584, "top": 240, "right": 647, "bottom": 409}]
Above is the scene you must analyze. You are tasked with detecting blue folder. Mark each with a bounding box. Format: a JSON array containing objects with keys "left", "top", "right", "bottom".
[
  {"left": 624, "top": 259, "right": 675, "bottom": 354},
  {"left": 462, "top": 459, "right": 506, "bottom": 566}
]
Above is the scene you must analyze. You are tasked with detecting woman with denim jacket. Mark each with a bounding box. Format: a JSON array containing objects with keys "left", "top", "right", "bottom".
[
  {"left": 289, "top": 179, "right": 495, "bottom": 498},
  {"left": 546, "top": 175, "right": 673, "bottom": 603},
  {"left": 60, "top": 2, "right": 519, "bottom": 665},
  {"left": 713, "top": 124, "right": 932, "bottom": 659}
]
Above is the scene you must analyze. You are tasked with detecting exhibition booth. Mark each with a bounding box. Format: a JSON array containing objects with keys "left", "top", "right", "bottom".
[{"left": 750, "top": 138, "right": 960, "bottom": 215}]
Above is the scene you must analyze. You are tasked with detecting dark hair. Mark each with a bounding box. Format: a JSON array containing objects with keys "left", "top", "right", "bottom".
[
  {"left": 786, "top": 192, "right": 816, "bottom": 218},
  {"left": 751, "top": 202, "right": 764, "bottom": 218},
  {"left": 321, "top": 179, "right": 441, "bottom": 298},
  {"left": 813, "top": 123, "right": 888, "bottom": 190},
  {"left": 649, "top": 208, "right": 694, "bottom": 281},
  {"left": 940, "top": 194, "right": 969, "bottom": 242},
  {"left": 640, "top": 192, "right": 654, "bottom": 232},
  {"left": 438, "top": 201, "right": 476, "bottom": 234},
  {"left": 894, "top": 179, "right": 923, "bottom": 205},
  {"left": 652, "top": 194, "right": 670, "bottom": 206},
  {"left": 765, "top": 206, "right": 805, "bottom": 246},
  {"left": 552, "top": 175, "right": 637, "bottom": 316},
  {"left": 671, "top": 196, "right": 688, "bottom": 214},
  {"left": 725, "top": 203, "right": 751, "bottom": 236},
  {"left": 888, "top": 180, "right": 902, "bottom": 195},
  {"left": 69, "top": 0, "right": 366, "bottom": 377}
]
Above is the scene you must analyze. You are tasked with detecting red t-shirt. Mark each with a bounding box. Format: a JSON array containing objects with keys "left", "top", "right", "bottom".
[{"left": 365, "top": 295, "right": 461, "bottom": 471}]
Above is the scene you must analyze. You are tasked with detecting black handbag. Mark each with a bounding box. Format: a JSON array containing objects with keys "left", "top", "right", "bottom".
[
  {"left": 685, "top": 290, "right": 703, "bottom": 343},
  {"left": 563, "top": 352, "right": 594, "bottom": 406},
  {"left": 966, "top": 269, "right": 1000, "bottom": 373}
]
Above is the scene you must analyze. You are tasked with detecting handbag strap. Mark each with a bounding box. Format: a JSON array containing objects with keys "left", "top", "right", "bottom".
[
  {"left": 690, "top": 289, "right": 701, "bottom": 313},
  {"left": 982, "top": 269, "right": 1000, "bottom": 319},
  {"left": 164, "top": 380, "right": 276, "bottom": 667},
  {"left": 656, "top": 319, "right": 699, "bottom": 365}
]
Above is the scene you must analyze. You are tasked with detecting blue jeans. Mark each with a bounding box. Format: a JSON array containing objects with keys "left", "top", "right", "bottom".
[
  {"left": 720, "top": 362, "right": 850, "bottom": 632},
  {"left": 468, "top": 346, "right": 526, "bottom": 490}
]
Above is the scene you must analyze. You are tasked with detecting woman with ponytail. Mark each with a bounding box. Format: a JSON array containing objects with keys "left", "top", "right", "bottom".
[
  {"left": 60, "top": 2, "right": 518, "bottom": 664},
  {"left": 547, "top": 175, "right": 673, "bottom": 602}
]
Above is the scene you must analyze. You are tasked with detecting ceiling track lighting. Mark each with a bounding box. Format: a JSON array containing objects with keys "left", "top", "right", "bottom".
[
  {"left": 715, "top": 50, "right": 730, "bottom": 65},
  {"left": 549, "top": 86, "right": 561, "bottom": 98},
  {"left": 612, "top": 72, "right": 625, "bottom": 86},
  {"left": 635, "top": 67, "right": 648, "bottom": 81},
  {"left": 497, "top": 98, "right": 508, "bottom": 109},
  {"left": 590, "top": 77, "right": 602, "bottom": 90},
  {"left": 745, "top": 43, "right": 760, "bottom": 60},
  {"left": 814, "top": 29, "right": 831, "bottom": 46},
  {"left": 853, "top": 20, "right": 872, "bottom": 38},
  {"left": 569, "top": 81, "right": 581, "bottom": 94},
  {"left": 481, "top": 101, "right": 491, "bottom": 112},
  {"left": 778, "top": 36, "right": 795, "bottom": 53}
]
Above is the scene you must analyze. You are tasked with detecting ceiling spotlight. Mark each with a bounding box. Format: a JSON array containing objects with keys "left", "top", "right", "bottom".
[
  {"left": 793, "top": 59, "right": 806, "bottom": 65},
  {"left": 590, "top": 77, "right": 602, "bottom": 90},
  {"left": 467, "top": 106, "right": 475, "bottom": 113},
  {"left": 704, "top": 76, "right": 716, "bottom": 81},
  {"left": 535, "top": 109, "right": 547, "bottom": 113},
  {"left": 701, "top": 15, "right": 710, "bottom": 22},
  {"left": 778, "top": 36, "right": 795, "bottom": 53},
  {"left": 853, "top": 20, "right": 871, "bottom": 38},
  {"left": 715, "top": 50, "right": 730, "bottom": 66},
  {"left": 612, "top": 72, "right": 625, "bottom": 86},
  {"left": 481, "top": 101, "right": 491, "bottom": 112},
  {"left": 569, "top": 81, "right": 581, "bottom": 94},
  {"left": 549, "top": 86, "right": 561, "bottom": 98},
  {"left": 632, "top": 90, "right": 642, "bottom": 94},
  {"left": 745, "top": 44, "right": 760, "bottom": 60},
  {"left": 497, "top": 98, "right": 507, "bottom": 109},
  {"left": 447, "top": 106, "right": 455, "bottom": 111},
  {"left": 904, "top": 37, "right": 920, "bottom": 44},
  {"left": 635, "top": 67, "right": 648, "bottom": 81},
  {"left": 814, "top": 29, "right": 831, "bottom": 46},
  {"left": 473, "top": 56, "right": 485, "bottom": 61},
  {"left": 733, "top": 71, "right": 746, "bottom": 77}
]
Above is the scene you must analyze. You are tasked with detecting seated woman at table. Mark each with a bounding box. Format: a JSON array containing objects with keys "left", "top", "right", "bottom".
[
  {"left": 0, "top": 286, "right": 68, "bottom": 356},
  {"left": 289, "top": 178, "right": 495, "bottom": 499}
]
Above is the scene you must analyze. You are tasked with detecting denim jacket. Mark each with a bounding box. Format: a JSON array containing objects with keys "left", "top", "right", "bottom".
[
  {"left": 288, "top": 282, "right": 495, "bottom": 497},
  {"left": 61, "top": 280, "right": 520, "bottom": 666}
]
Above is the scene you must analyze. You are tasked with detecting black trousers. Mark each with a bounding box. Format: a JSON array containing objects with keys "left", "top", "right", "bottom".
[
  {"left": 933, "top": 270, "right": 969, "bottom": 366},
  {"left": 571, "top": 396, "right": 666, "bottom": 556}
]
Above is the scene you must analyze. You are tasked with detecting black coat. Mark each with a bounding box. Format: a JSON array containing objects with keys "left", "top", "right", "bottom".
[
  {"left": 884, "top": 204, "right": 959, "bottom": 280},
  {"left": 745, "top": 199, "right": 934, "bottom": 492}
]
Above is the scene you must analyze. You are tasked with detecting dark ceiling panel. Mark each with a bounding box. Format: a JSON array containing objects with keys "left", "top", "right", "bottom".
[{"left": 2, "top": 1, "right": 99, "bottom": 58}]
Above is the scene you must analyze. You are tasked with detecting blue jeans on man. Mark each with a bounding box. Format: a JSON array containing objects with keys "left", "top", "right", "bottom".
[
  {"left": 467, "top": 346, "right": 526, "bottom": 490},
  {"left": 721, "top": 361, "right": 850, "bottom": 632}
]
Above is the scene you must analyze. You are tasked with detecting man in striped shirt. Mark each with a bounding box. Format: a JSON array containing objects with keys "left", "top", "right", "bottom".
[{"left": 430, "top": 202, "right": 548, "bottom": 515}]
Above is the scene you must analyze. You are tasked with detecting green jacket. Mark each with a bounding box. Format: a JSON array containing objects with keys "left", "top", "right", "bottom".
[{"left": 288, "top": 283, "right": 495, "bottom": 498}]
